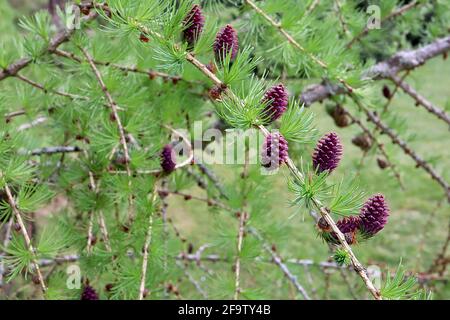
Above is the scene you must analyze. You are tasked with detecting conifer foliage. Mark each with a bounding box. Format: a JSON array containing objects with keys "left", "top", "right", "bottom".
[{"left": 0, "top": 0, "right": 448, "bottom": 300}]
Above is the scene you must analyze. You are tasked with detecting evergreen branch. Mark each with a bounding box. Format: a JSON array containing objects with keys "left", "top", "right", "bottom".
[
  {"left": 76, "top": 120, "right": 112, "bottom": 254},
  {"left": 244, "top": 0, "right": 354, "bottom": 92},
  {"left": 97, "top": 211, "right": 112, "bottom": 253},
  {"left": 0, "top": 11, "right": 98, "bottom": 81},
  {"left": 234, "top": 155, "right": 250, "bottom": 300},
  {"left": 53, "top": 49, "right": 193, "bottom": 85},
  {"left": 109, "top": 126, "right": 194, "bottom": 175},
  {"left": 86, "top": 205, "right": 95, "bottom": 254},
  {"left": 83, "top": 0, "right": 412, "bottom": 300},
  {"left": 305, "top": 0, "right": 320, "bottom": 16},
  {"left": 383, "top": 72, "right": 409, "bottom": 113},
  {"left": 16, "top": 117, "right": 48, "bottom": 132},
  {"left": 185, "top": 167, "right": 207, "bottom": 190},
  {"left": 334, "top": 0, "right": 350, "bottom": 36},
  {"left": 37, "top": 254, "right": 80, "bottom": 267},
  {"left": 135, "top": 17, "right": 381, "bottom": 298},
  {"left": 233, "top": 222, "right": 246, "bottom": 299},
  {"left": 26, "top": 146, "right": 82, "bottom": 156},
  {"left": 177, "top": 246, "right": 223, "bottom": 264},
  {"left": 343, "top": 109, "right": 405, "bottom": 189},
  {"left": 79, "top": 46, "right": 132, "bottom": 177},
  {"left": 166, "top": 191, "right": 232, "bottom": 212},
  {"left": 1, "top": 182, "right": 47, "bottom": 293},
  {"left": 195, "top": 163, "right": 229, "bottom": 199},
  {"left": 286, "top": 258, "right": 346, "bottom": 270},
  {"left": 390, "top": 75, "right": 450, "bottom": 127},
  {"left": 249, "top": 227, "right": 311, "bottom": 300},
  {"left": 261, "top": 125, "right": 382, "bottom": 299},
  {"left": 138, "top": 187, "right": 158, "bottom": 300},
  {"left": 161, "top": 180, "right": 169, "bottom": 275},
  {"left": 346, "top": 1, "right": 419, "bottom": 48},
  {"left": 14, "top": 73, "right": 85, "bottom": 101},
  {"left": 78, "top": 46, "right": 135, "bottom": 225},
  {"left": 5, "top": 110, "right": 27, "bottom": 122},
  {"left": 353, "top": 98, "right": 450, "bottom": 202},
  {"left": 0, "top": 58, "right": 32, "bottom": 82},
  {"left": 85, "top": 162, "right": 112, "bottom": 254}
]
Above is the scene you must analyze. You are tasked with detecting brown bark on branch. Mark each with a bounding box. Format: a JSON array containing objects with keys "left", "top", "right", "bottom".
[
  {"left": 353, "top": 99, "right": 450, "bottom": 202},
  {"left": 390, "top": 75, "right": 450, "bottom": 127},
  {"left": 300, "top": 36, "right": 450, "bottom": 106}
]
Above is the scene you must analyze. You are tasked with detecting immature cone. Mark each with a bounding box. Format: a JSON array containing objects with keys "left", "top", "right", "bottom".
[
  {"left": 182, "top": 4, "right": 205, "bottom": 47},
  {"left": 317, "top": 217, "right": 331, "bottom": 232},
  {"left": 329, "top": 215, "right": 361, "bottom": 245},
  {"left": 262, "top": 84, "right": 288, "bottom": 123},
  {"left": 352, "top": 133, "right": 372, "bottom": 151},
  {"left": 81, "top": 285, "right": 99, "bottom": 300},
  {"left": 382, "top": 85, "right": 391, "bottom": 100},
  {"left": 336, "top": 215, "right": 362, "bottom": 234},
  {"left": 214, "top": 24, "right": 239, "bottom": 63},
  {"left": 261, "top": 133, "right": 289, "bottom": 170},
  {"left": 359, "top": 194, "right": 389, "bottom": 236},
  {"left": 312, "top": 132, "right": 343, "bottom": 174},
  {"left": 160, "top": 144, "right": 176, "bottom": 173},
  {"left": 326, "top": 104, "right": 351, "bottom": 128},
  {"left": 377, "top": 157, "right": 389, "bottom": 169}
]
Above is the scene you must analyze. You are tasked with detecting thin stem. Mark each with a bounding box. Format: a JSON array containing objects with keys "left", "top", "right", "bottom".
[
  {"left": 234, "top": 151, "right": 249, "bottom": 300},
  {"left": 86, "top": 210, "right": 95, "bottom": 254},
  {"left": 353, "top": 97, "right": 450, "bottom": 202},
  {"left": 138, "top": 187, "right": 158, "bottom": 300},
  {"left": 126, "top": 3, "right": 380, "bottom": 299},
  {"left": 167, "top": 191, "right": 232, "bottom": 212},
  {"left": 78, "top": 47, "right": 132, "bottom": 176},
  {"left": 334, "top": 0, "right": 350, "bottom": 36},
  {"left": 305, "top": 0, "right": 320, "bottom": 15},
  {"left": 15, "top": 73, "right": 84, "bottom": 100},
  {"left": 27, "top": 146, "right": 82, "bottom": 156},
  {"left": 78, "top": 119, "right": 112, "bottom": 254},
  {"left": 245, "top": 0, "right": 353, "bottom": 92},
  {"left": 0, "top": 12, "right": 98, "bottom": 81},
  {"left": 343, "top": 109, "right": 405, "bottom": 189},
  {"left": 78, "top": 46, "right": 135, "bottom": 223},
  {"left": 196, "top": 163, "right": 229, "bottom": 199},
  {"left": 16, "top": 117, "right": 47, "bottom": 132},
  {"left": 249, "top": 228, "right": 311, "bottom": 300},
  {"left": 0, "top": 219, "right": 13, "bottom": 287},
  {"left": 53, "top": 48, "right": 193, "bottom": 84},
  {"left": 3, "top": 183, "right": 47, "bottom": 293},
  {"left": 390, "top": 75, "right": 450, "bottom": 127},
  {"left": 190, "top": 47, "right": 380, "bottom": 300}
]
